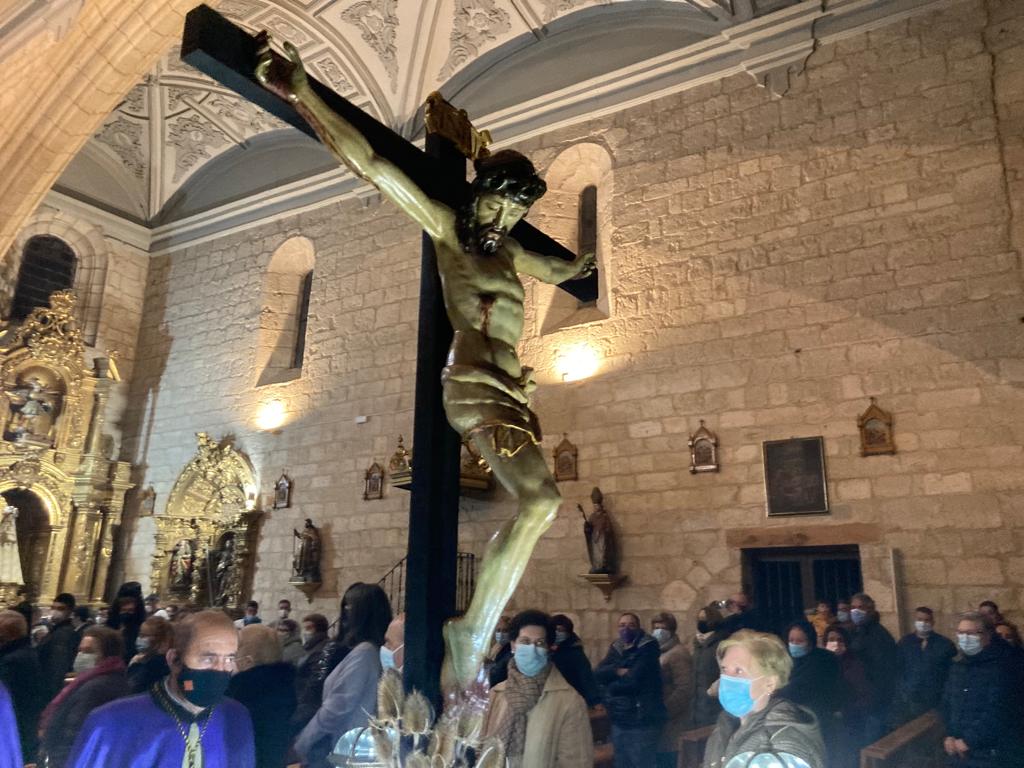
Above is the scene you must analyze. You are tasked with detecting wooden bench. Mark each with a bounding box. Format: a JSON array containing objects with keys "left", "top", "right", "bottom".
[{"left": 859, "top": 710, "right": 945, "bottom": 768}]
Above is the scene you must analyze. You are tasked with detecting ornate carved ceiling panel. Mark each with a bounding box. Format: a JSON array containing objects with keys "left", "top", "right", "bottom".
[{"left": 59, "top": 0, "right": 783, "bottom": 223}]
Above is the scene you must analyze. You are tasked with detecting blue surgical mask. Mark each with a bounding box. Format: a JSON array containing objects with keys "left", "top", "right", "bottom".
[
  {"left": 494, "top": 631, "right": 509, "bottom": 646},
  {"left": 957, "top": 634, "right": 982, "bottom": 656},
  {"left": 652, "top": 628, "right": 672, "bottom": 645},
  {"left": 72, "top": 652, "right": 97, "bottom": 674},
  {"left": 514, "top": 644, "right": 548, "bottom": 677},
  {"left": 915, "top": 621, "right": 932, "bottom": 636},
  {"left": 850, "top": 609, "right": 867, "bottom": 625},
  {"left": 837, "top": 610, "right": 850, "bottom": 623},
  {"left": 135, "top": 637, "right": 151, "bottom": 653},
  {"left": 380, "top": 644, "right": 403, "bottom": 672},
  {"left": 554, "top": 630, "right": 570, "bottom": 645},
  {"left": 788, "top": 643, "right": 809, "bottom": 659},
  {"left": 718, "top": 673, "right": 764, "bottom": 718}
]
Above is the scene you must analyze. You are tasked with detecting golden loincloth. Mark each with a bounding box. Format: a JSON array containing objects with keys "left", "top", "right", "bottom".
[{"left": 441, "top": 362, "right": 542, "bottom": 458}]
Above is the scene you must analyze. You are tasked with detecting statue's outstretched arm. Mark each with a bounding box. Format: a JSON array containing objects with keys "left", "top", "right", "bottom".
[
  {"left": 256, "top": 36, "right": 450, "bottom": 239},
  {"left": 508, "top": 238, "right": 596, "bottom": 284}
]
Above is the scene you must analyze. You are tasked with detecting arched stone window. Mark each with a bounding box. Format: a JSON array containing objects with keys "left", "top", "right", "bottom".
[
  {"left": 11, "top": 235, "right": 77, "bottom": 320},
  {"left": 257, "top": 236, "right": 315, "bottom": 386},
  {"left": 529, "top": 142, "right": 614, "bottom": 334}
]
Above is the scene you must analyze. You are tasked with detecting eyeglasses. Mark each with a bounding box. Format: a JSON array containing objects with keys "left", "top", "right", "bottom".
[{"left": 515, "top": 637, "right": 548, "bottom": 649}]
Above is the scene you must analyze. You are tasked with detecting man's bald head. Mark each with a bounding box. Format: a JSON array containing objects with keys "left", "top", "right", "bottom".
[
  {"left": 384, "top": 613, "right": 405, "bottom": 670},
  {"left": 0, "top": 610, "right": 27, "bottom": 645},
  {"left": 170, "top": 610, "right": 237, "bottom": 672},
  {"left": 237, "top": 624, "right": 281, "bottom": 671}
]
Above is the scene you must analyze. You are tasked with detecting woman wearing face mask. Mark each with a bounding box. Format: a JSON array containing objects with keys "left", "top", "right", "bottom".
[
  {"left": 39, "top": 626, "right": 130, "bottom": 768},
  {"left": 691, "top": 602, "right": 726, "bottom": 728},
  {"left": 650, "top": 612, "right": 692, "bottom": 768},
  {"left": 293, "top": 583, "right": 391, "bottom": 768},
  {"left": 482, "top": 610, "right": 592, "bottom": 768},
  {"left": 550, "top": 614, "right": 600, "bottom": 707},
  {"left": 824, "top": 626, "right": 871, "bottom": 768},
  {"left": 486, "top": 615, "right": 514, "bottom": 687},
  {"left": 941, "top": 611, "right": 1024, "bottom": 768},
  {"left": 594, "top": 613, "right": 666, "bottom": 768},
  {"left": 777, "top": 620, "right": 843, "bottom": 742},
  {"left": 702, "top": 630, "right": 824, "bottom": 768},
  {"left": 126, "top": 616, "right": 174, "bottom": 693}
]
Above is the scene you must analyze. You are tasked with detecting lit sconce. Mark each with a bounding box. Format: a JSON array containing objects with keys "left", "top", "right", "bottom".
[
  {"left": 256, "top": 399, "right": 287, "bottom": 431},
  {"left": 555, "top": 342, "right": 601, "bottom": 382}
]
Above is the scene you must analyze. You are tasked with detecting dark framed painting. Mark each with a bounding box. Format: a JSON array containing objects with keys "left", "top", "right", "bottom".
[{"left": 762, "top": 436, "right": 829, "bottom": 516}]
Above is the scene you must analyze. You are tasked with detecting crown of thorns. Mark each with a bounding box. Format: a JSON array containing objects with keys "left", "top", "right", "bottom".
[{"left": 471, "top": 150, "right": 546, "bottom": 205}]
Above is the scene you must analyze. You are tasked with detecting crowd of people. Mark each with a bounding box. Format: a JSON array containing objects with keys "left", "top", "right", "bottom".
[{"left": 0, "top": 583, "right": 1018, "bottom": 767}]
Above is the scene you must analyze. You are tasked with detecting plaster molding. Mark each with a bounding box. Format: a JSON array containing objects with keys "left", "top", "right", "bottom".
[
  {"left": 42, "top": 191, "right": 152, "bottom": 252},
  {"left": 59, "top": 0, "right": 952, "bottom": 254}
]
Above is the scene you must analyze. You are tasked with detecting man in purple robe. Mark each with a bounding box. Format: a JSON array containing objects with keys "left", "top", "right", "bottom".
[
  {"left": 0, "top": 682, "right": 23, "bottom": 768},
  {"left": 67, "top": 610, "right": 254, "bottom": 768}
]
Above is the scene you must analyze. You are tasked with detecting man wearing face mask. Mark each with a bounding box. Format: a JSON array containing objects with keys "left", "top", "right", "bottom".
[
  {"left": 941, "top": 611, "right": 1024, "bottom": 767},
  {"left": 482, "top": 610, "right": 592, "bottom": 768},
  {"left": 227, "top": 625, "right": 297, "bottom": 768},
  {"left": 890, "top": 606, "right": 955, "bottom": 727},
  {"left": 550, "top": 614, "right": 600, "bottom": 707},
  {"left": 39, "top": 593, "right": 80, "bottom": 700},
  {"left": 595, "top": 613, "right": 665, "bottom": 768},
  {"left": 268, "top": 599, "right": 292, "bottom": 629},
  {"left": 651, "top": 612, "right": 692, "bottom": 768},
  {"left": 847, "top": 592, "right": 897, "bottom": 741},
  {"left": 379, "top": 614, "right": 405, "bottom": 674},
  {"left": 66, "top": 610, "right": 255, "bottom": 768},
  {"left": 39, "top": 626, "right": 130, "bottom": 768}
]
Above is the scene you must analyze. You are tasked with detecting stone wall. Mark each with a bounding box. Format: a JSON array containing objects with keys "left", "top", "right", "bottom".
[{"left": 115, "top": 0, "right": 1022, "bottom": 660}]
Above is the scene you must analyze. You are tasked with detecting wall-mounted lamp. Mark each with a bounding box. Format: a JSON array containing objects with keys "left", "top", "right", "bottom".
[
  {"left": 256, "top": 399, "right": 287, "bottom": 431},
  {"left": 555, "top": 343, "right": 601, "bottom": 382}
]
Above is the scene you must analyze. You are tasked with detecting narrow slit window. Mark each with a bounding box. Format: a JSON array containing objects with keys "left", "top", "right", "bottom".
[
  {"left": 292, "top": 270, "right": 313, "bottom": 369},
  {"left": 577, "top": 185, "right": 598, "bottom": 308}
]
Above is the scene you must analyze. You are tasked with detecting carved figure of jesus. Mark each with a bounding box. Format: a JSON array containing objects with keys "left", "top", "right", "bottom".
[{"left": 257, "top": 41, "right": 594, "bottom": 691}]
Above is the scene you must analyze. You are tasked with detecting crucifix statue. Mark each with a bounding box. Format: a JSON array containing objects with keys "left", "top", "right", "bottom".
[{"left": 181, "top": 5, "right": 595, "bottom": 699}]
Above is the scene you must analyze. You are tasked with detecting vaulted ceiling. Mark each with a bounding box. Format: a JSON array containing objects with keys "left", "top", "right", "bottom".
[{"left": 53, "top": 0, "right": 801, "bottom": 227}]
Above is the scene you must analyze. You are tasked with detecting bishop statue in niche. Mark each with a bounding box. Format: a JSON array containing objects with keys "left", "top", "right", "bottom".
[
  {"left": 580, "top": 487, "right": 618, "bottom": 575},
  {"left": 169, "top": 539, "right": 195, "bottom": 590},
  {"left": 4, "top": 371, "right": 61, "bottom": 446}
]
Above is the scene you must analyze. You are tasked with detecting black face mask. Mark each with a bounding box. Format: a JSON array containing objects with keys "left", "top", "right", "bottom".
[
  {"left": 697, "top": 620, "right": 712, "bottom": 634},
  {"left": 178, "top": 665, "right": 231, "bottom": 708}
]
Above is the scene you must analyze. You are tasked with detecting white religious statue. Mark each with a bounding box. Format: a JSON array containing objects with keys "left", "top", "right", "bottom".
[{"left": 0, "top": 506, "right": 24, "bottom": 586}]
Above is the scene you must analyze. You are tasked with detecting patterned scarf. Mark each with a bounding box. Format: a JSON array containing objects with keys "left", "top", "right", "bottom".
[{"left": 496, "top": 659, "right": 550, "bottom": 758}]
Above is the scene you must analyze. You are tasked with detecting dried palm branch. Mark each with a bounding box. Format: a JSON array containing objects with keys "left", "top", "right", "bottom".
[
  {"left": 402, "top": 690, "right": 433, "bottom": 736},
  {"left": 377, "top": 668, "right": 404, "bottom": 722}
]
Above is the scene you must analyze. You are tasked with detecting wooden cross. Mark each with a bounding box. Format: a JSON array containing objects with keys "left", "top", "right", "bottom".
[{"left": 181, "top": 4, "right": 594, "bottom": 705}]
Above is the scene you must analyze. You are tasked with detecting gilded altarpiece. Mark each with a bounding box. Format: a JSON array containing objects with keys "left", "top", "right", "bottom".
[
  {"left": 150, "top": 434, "right": 261, "bottom": 611},
  {"left": 0, "top": 291, "right": 133, "bottom": 604}
]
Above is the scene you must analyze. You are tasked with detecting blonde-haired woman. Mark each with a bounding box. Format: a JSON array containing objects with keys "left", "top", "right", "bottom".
[{"left": 703, "top": 630, "right": 824, "bottom": 768}]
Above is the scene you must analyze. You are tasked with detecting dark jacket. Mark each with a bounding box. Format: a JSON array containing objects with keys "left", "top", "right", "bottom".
[
  {"left": 126, "top": 653, "right": 170, "bottom": 694},
  {"left": 891, "top": 630, "right": 956, "bottom": 724},
  {"left": 690, "top": 631, "right": 724, "bottom": 727},
  {"left": 552, "top": 633, "right": 601, "bottom": 707},
  {"left": 41, "top": 667, "right": 130, "bottom": 768},
  {"left": 942, "top": 638, "right": 1024, "bottom": 767},
  {"left": 290, "top": 639, "right": 348, "bottom": 736},
  {"left": 228, "top": 662, "right": 298, "bottom": 768},
  {"left": 779, "top": 646, "right": 845, "bottom": 727},
  {"left": 848, "top": 613, "right": 897, "bottom": 708},
  {"left": 703, "top": 696, "right": 825, "bottom": 768},
  {"left": 38, "top": 619, "right": 79, "bottom": 699},
  {"left": 594, "top": 631, "right": 665, "bottom": 729},
  {"left": 0, "top": 636, "right": 44, "bottom": 758}
]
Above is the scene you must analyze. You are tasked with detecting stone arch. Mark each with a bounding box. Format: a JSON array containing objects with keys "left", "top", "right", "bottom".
[
  {"left": 256, "top": 236, "right": 316, "bottom": 387},
  {"left": 531, "top": 141, "right": 615, "bottom": 335},
  {"left": 6, "top": 208, "right": 110, "bottom": 345}
]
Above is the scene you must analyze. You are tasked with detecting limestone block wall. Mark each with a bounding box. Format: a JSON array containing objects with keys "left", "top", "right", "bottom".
[{"left": 118, "top": 0, "right": 1023, "bottom": 660}]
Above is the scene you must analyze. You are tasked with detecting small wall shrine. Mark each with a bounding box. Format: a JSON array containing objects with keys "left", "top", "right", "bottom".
[
  {"left": 149, "top": 433, "right": 262, "bottom": 611},
  {"left": 0, "top": 291, "right": 132, "bottom": 605}
]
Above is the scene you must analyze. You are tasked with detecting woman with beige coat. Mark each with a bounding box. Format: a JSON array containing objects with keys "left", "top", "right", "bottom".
[{"left": 483, "top": 609, "right": 593, "bottom": 768}]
